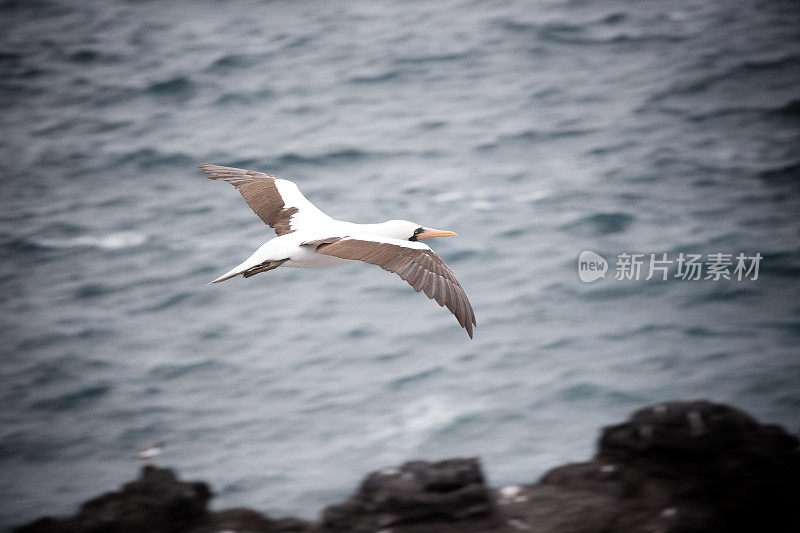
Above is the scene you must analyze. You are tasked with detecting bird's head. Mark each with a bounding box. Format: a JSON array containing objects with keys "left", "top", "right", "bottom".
[{"left": 380, "top": 220, "right": 458, "bottom": 242}]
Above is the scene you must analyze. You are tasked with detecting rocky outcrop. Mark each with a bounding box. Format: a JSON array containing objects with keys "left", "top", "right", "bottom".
[
  {"left": 15, "top": 400, "right": 800, "bottom": 532},
  {"left": 14, "top": 467, "right": 310, "bottom": 533},
  {"left": 495, "top": 400, "right": 800, "bottom": 532},
  {"left": 322, "top": 458, "right": 497, "bottom": 532}
]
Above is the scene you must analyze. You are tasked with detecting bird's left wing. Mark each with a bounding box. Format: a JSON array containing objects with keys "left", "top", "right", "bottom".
[
  {"left": 305, "top": 236, "right": 476, "bottom": 338},
  {"left": 200, "top": 164, "right": 331, "bottom": 235}
]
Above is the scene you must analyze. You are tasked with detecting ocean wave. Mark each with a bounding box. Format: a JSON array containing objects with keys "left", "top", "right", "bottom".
[
  {"left": 476, "top": 128, "right": 594, "bottom": 151},
  {"left": 32, "top": 117, "right": 132, "bottom": 137},
  {"left": 389, "top": 366, "right": 444, "bottom": 389},
  {"left": 561, "top": 212, "right": 635, "bottom": 236},
  {"left": 0, "top": 49, "right": 44, "bottom": 82},
  {"left": 68, "top": 83, "right": 139, "bottom": 107},
  {"left": 585, "top": 141, "right": 638, "bottom": 156},
  {"left": 542, "top": 30, "right": 683, "bottom": 45},
  {"left": 131, "top": 292, "right": 193, "bottom": 314},
  {"left": 393, "top": 51, "right": 473, "bottom": 64},
  {"left": 25, "top": 354, "right": 111, "bottom": 387},
  {"left": 281, "top": 34, "right": 313, "bottom": 51},
  {"left": 205, "top": 53, "right": 262, "bottom": 73},
  {"left": 149, "top": 359, "right": 234, "bottom": 381},
  {"left": 758, "top": 161, "right": 800, "bottom": 182},
  {"left": 66, "top": 48, "right": 121, "bottom": 65},
  {"left": 772, "top": 99, "right": 800, "bottom": 116},
  {"left": 348, "top": 70, "right": 400, "bottom": 84},
  {"left": 364, "top": 395, "right": 468, "bottom": 452},
  {"left": 498, "top": 17, "right": 681, "bottom": 45},
  {"left": 33, "top": 232, "right": 148, "bottom": 250},
  {"left": 111, "top": 148, "right": 194, "bottom": 170},
  {"left": 13, "top": 331, "right": 82, "bottom": 351},
  {"left": 496, "top": 19, "right": 537, "bottom": 33},
  {"left": 755, "top": 251, "right": 800, "bottom": 278},
  {"left": 146, "top": 75, "right": 196, "bottom": 98},
  {"left": 214, "top": 88, "right": 273, "bottom": 106},
  {"left": 0, "top": 0, "right": 57, "bottom": 11},
  {"left": 270, "top": 148, "right": 425, "bottom": 167},
  {"left": 649, "top": 55, "right": 800, "bottom": 101},
  {"left": 31, "top": 384, "right": 111, "bottom": 412},
  {"left": 502, "top": 128, "right": 595, "bottom": 141},
  {"left": 416, "top": 120, "right": 447, "bottom": 130},
  {"left": 74, "top": 283, "right": 114, "bottom": 299},
  {"left": 273, "top": 150, "right": 371, "bottom": 166},
  {"left": 432, "top": 190, "right": 468, "bottom": 203}
]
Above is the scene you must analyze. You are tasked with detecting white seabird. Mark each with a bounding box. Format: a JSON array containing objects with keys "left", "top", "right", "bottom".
[
  {"left": 200, "top": 164, "right": 476, "bottom": 338},
  {"left": 134, "top": 442, "right": 163, "bottom": 461}
]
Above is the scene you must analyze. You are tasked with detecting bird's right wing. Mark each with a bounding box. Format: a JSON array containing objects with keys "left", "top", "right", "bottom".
[
  {"left": 306, "top": 236, "right": 476, "bottom": 338},
  {"left": 200, "top": 164, "right": 332, "bottom": 235}
]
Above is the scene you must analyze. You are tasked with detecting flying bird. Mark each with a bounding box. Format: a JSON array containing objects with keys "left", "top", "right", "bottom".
[{"left": 200, "top": 164, "right": 476, "bottom": 338}]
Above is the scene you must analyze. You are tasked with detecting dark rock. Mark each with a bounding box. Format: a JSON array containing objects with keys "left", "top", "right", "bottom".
[
  {"left": 598, "top": 400, "right": 798, "bottom": 467},
  {"left": 322, "top": 458, "right": 495, "bottom": 532},
  {"left": 16, "top": 466, "right": 210, "bottom": 533},
  {"left": 506, "top": 400, "right": 800, "bottom": 532},
  {"left": 594, "top": 400, "right": 800, "bottom": 532},
  {"left": 190, "top": 508, "right": 310, "bottom": 532},
  {"left": 14, "top": 466, "right": 311, "bottom": 533}
]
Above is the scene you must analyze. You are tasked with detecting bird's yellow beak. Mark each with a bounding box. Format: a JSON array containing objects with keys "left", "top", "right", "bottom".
[{"left": 417, "top": 227, "right": 458, "bottom": 239}]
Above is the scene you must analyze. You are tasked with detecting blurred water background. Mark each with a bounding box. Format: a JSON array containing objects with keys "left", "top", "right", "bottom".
[{"left": 2, "top": 0, "right": 799, "bottom": 528}]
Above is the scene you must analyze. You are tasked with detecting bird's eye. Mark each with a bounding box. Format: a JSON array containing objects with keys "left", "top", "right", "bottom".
[{"left": 414, "top": 228, "right": 422, "bottom": 234}]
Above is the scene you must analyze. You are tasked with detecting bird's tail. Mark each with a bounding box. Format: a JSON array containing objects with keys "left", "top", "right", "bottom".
[
  {"left": 208, "top": 255, "right": 261, "bottom": 285},
  {"left": 208, "top": 258, "right": 288, "bottom": 285},
  {"left": 208, "top": 239, "right": 290, "bottom": 285},
  {"left": 208, "top": 268, "right": 245, "bottom": 284}
]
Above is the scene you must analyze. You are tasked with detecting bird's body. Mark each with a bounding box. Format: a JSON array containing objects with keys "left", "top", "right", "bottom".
[
  {"left": 214, "top": 221, "right": 432, "bottom": 274},
  {"left": 220, "top": 228, "right": 350, "bottom": 272},
  {"left": 134, "top": 442, "right": 163, "bottom": 461},
  {"left": 201, "top": 164, "right": 476, "bottom": 337}
]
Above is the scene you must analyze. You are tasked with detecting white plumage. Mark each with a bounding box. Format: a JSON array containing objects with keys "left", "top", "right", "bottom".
[{"left": 201, "top": 164, "right": 476, "bottom": 337}]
